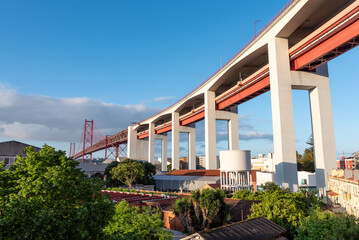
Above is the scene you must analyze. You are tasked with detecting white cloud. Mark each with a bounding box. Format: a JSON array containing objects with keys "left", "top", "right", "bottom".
[
  {"left": 140, "top": 96, "right": 174, "bottom": 104},
  {"left": 0, "top": 86, "right": 160, "bottom": 142},
  {"left": 239, "top": 132, "right": 273, "bottom": 141}
]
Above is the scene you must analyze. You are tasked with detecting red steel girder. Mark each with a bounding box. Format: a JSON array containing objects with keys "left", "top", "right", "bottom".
[{"left": 292, "top": 19, "right": 359, "bottom": 71}]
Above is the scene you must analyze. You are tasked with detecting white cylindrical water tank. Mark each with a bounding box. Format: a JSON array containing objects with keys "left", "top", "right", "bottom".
[{"left": 220, "top": 150, "right": 251, "bottom": 171}]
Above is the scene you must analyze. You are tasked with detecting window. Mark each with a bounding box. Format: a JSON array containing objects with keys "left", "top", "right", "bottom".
[
  {"left": 301, "top": 179, "right": 307, "bottom": 185},
  {"left": 4, "top": 158, "right": 9, "bottom": 165}
]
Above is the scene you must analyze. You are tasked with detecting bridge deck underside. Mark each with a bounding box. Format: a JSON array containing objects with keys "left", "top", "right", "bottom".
[{"left": 74, "top": 1, "right": 359, "bottom": 158}]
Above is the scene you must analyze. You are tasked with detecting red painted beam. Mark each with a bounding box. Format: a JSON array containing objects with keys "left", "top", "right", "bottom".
[
  {"left": 138, "top": 133, "right": 149, "bottom": 139},
  {"left": 180, "top": 111, "right": 205, "bottom": 126},
  {"left": 216, "top": 76, "right": 270, "bottom": 110},
  {"left": 292, "top": 19, "right": 359, "bottom": 70},
  {"left": 155, "top": 124, "right": 172, "bottom": 134}
]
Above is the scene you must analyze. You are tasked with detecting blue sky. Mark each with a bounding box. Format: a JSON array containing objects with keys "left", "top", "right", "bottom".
[{"left": 0, "top": 0, "right": 358, "bottom": 160}]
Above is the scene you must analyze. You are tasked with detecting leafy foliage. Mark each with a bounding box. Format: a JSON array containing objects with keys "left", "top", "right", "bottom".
[
  {"left": 249, "top": 190, "right": 307, "bottom": 235},
  {"left": 173, "top": 198, "right": 193, "bottom": 233},
  {"left": 173, "top": 189, "right": 231, "bottom": 233},
  {"left": 104, "top": 200, "right": 172, "bottom": 240},
  {"left": 167, "top": 163, "right": 172, "bottom": 172},
  {"left": 297, "top": 134, "right": 315, "bottom": 172},
  {"left": 0, "top": 145, "right": 114, "bottom": 240},
  {"left": 298, "top": 148, "right": 315, "bottom": 172},
  {"left": 105, "top": 161, "right": 121, "bottom": 187},
  {"left": 232, "top": 189, "right": 264, "bottom": 200},
  {"left": 110, "top": 160, "right": 145, "bottom": 190},
  {"left": 234, "top": 184, "right": 322, "bottom": 237},
  {"left": 295, "top": 208, "right": 359, "bottom": 240},
  {"left": 106, "top": 159, "right": 156, "bottom": 188},
  {"left": 140, "top": 160, "right": 156, "bottom": 185}
]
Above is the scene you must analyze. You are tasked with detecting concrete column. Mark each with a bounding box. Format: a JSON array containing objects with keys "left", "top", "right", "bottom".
[
  {"left": 155, "top": 134, "right": 168, "bottom": 172},
  {"left": 228, "top": 107, "right": 240, "bottom": 151},
  {"left": 216, "top": 109, "right": 239, "bottom": 151},
  {"left": 205, "top": 90, "right": 217, "bottom": 169},
  {"left": 268, "top": 37, "right": 298, "bottom": 191},
  {"left": 172, "top": 112, "right": 180, "bottom": 170},
  {"left": 127, "top": 125, "right": 138, "bottom": 159},
  {"left": 189, "top": 127, "right": 196, "bottom": 170},
  {"left": 291, "top": 71, "right": 337, "bottom": 193},
  {"left": 179, "top": 126, "right": 196, "bottom": 170},
  {"left": 309, "top": 77, "right": 337, "bottom": 192},
  {"left": 148, "top": 123, "right": 155, "bottom": 164}
]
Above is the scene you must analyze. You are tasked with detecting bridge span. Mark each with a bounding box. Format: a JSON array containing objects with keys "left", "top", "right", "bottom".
[{"left": 73, "top": 0, "right": 359, "bottom": 192}]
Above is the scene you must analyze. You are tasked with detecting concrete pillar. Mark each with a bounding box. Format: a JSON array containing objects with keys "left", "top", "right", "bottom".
[
  {"left": 155, "top": 134, "right": 168, "bottom": 172},
  {"left": 179, "top": 126, "right": 196, "bottom": 170},
  {"left": 189, "top": 127, "right": 196, "bottom": 170},
  {"left": 291, "top": 71, "right": 337, "bottom": 193},
  {"left": 172, "top": 112, "right": 180, "bottom": 170},
  {"left": 205, "top": 90, "right": 217, "bottom": 169},
  {"left": 148, "top": 123, "right": 155, "bottom": 164},
  {"left": 228, "top": 107, "right": 240, "bottom": 151},
  {"left": 127, "top": 125, "right": 138, "bottom": 159},
  {"left": 268, "top": 37, "right": 298, "bottom": 191},
  {"left": 309, "top": 77, "right": 336, "bottom": 192},
  {"left": 216, "top": 109, "right": 240, "bottom": 151}
]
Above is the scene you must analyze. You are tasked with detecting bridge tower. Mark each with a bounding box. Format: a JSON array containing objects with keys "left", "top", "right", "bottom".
[
  {"left": 82, "top": 119, "right": 94, "bottom": 163},
  {"left": 69, "top": 143, "right": 75, "bottom": 158}
]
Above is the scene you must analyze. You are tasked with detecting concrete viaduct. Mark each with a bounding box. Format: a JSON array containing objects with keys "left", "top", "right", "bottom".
[{"left": 73, "top": 0, "right": 359, "bottom": 192}]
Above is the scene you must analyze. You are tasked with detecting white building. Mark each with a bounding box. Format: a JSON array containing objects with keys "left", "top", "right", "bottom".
[
  {"left": 251, "top": 153, "right": 275, "bottom": 172},
  {"left": 297, "top": 171, "right": 316, "bottom": 190},
  {"left": 153, "top": 169, "right": 220, "bottom": 192},
  {"left": 255, "top": 170, "right": 317, "bottom": 191}
]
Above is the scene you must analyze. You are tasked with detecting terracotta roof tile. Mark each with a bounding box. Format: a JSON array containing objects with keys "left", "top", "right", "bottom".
[{"left": 327, "top": 190, "right": 339, "bottom": 197}]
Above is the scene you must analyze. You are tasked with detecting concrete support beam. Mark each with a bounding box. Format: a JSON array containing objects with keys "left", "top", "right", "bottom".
[
  {"left": 216, "top": 108, "right": 240, "bottom": 151},
  {"left": 155, "top": 134, "right": 168, "bottom": 172},
  {"left": 310, "top": 79, "right": 337, "bottom": 193},
  {"left": 269, "top": 37, "right": 298, "bottom": 191},
  {"left": 172, "top": 112, "right": 180, "bottom": 170},
  {"left": 148, "top": 123, "right": 155, "bottom": 164},
  {"left": 127, "top": 125, "right": 138, "bottom": 159},
  {"left": 205, "top": 90, "right": 217, "bottom": 169},
  {"left": 291, "top": 71, "right": 337, "bottom": 193},
  {"left": 179, "top": 126, "right": 196, "bottom": 170}
]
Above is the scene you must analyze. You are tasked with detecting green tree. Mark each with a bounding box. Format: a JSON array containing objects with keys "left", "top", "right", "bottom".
[
  {"left": 167, "top": 163, "right": 172, "bottom": 172},
  {"left": 110, "top": 160, "right": 145, "bottom": 190},
  {"left": 297, "top": 134, "right": 315, "bottom": 172},
  {"left": 0, "top": 145, "right": 114, "bottom": 240},
  {"left": 298, "top": 148, "right": 315, "bottom": 172},
  {"left": 249, "top": 190, "right": 306, "bottom": 236},
  {"left": 105, "top": 159, "right": 156, "bottom": 187},
  {"left": 296, "top": 208, "right": 359, "bottom": 240},
  {"left": 248, "top": 186, "right": 322, "bottom": 237},
  {"left": 105, "top": 161, "right": 121, "bottom": 187},
  {"left": 296, "top": 151, "right": 302, "bottom": 162},
  {"left": 139, "top": 161, "right": 156, "bottom": 185},
  {"left": 104, "top": 200, "right": 172, "bottom": 240},
  {"left": 173, "top": 189, "right": 230, "bottom": 232},
  {"left": 173, "top": 198, "right": 193, "bottom": 233}
]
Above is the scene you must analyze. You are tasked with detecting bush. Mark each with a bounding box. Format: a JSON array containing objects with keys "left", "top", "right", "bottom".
[
  {"left": 104, "top": 201, "right": 172, "bottom": 240},
  {"left": 296, "top": 208, "right": 359, "bottom": 240}
]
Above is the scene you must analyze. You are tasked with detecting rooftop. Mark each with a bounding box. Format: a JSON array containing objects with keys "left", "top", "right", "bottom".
[
  {"left": 167, "top": 170, "right": 220, "bottom": 177},
  {"left": 183, "top": 217, "right": 287, "bottom": 240}
]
